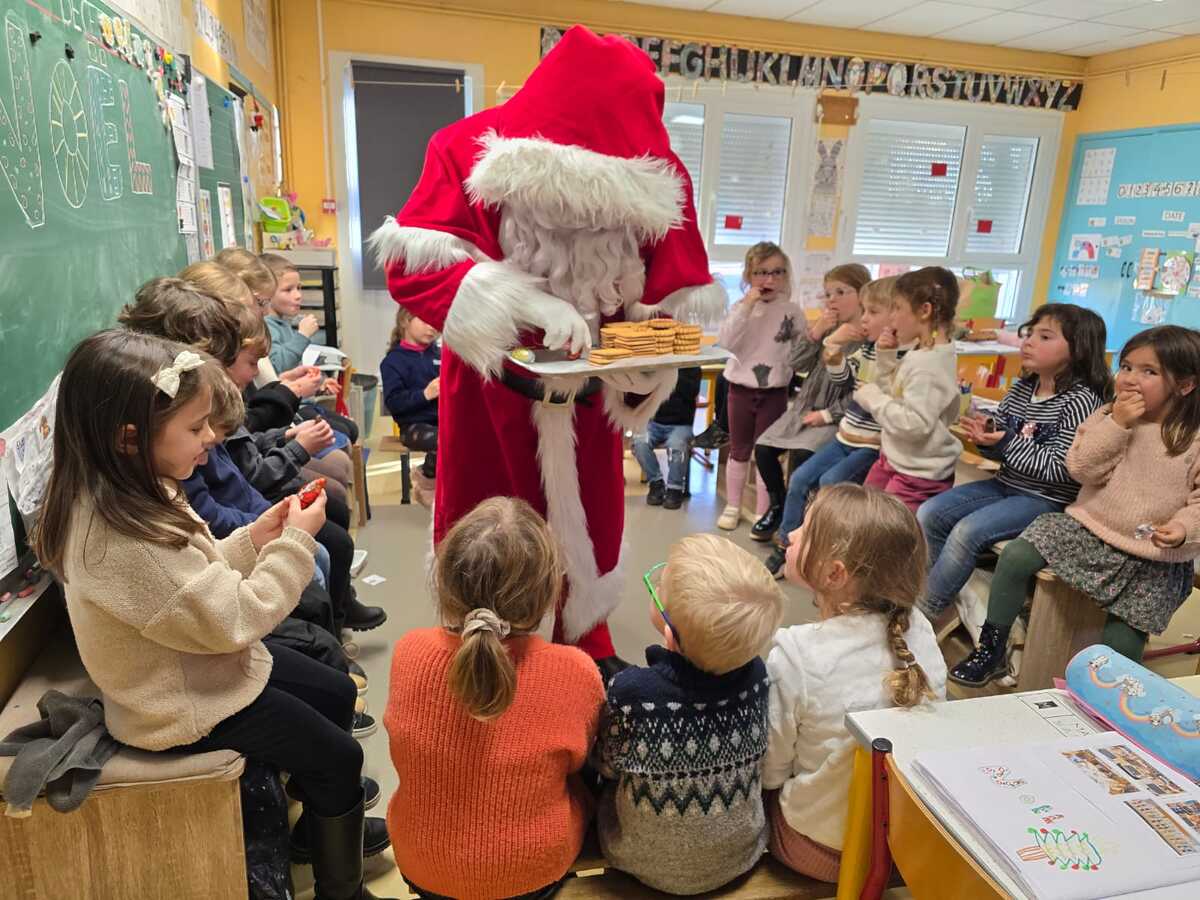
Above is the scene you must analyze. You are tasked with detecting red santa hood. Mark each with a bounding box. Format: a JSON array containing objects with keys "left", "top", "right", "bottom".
[
  {"left": 465, "top": 27, "right": 684, "bottom": 244},
  {"left": 370, "top": 25, "right": 727, "bottom": 332}
]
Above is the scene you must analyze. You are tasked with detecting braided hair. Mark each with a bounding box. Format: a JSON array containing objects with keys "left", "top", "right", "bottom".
[{"left": 797, "top": 483, "right": 935, "bottom": 708}]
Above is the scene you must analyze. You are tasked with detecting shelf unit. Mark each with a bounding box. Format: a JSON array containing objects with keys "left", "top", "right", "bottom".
[{"left": 274, "top": 248, "right": 340, "bottom": 348}]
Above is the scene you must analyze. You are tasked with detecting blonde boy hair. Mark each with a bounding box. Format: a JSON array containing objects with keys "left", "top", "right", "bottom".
[
  {"left": 209, "top": 370, "right": 246, "bottom": 434},
  {"left": 178, "top": 261, "right": 254, "bottom": 308},
  {"left": 259, "top": 252, "right": 298, "bottom": 281},
  {"left": 214, "top": 248, "right": 277, "bottom": 300},
  {"left": 662, "top": 534, "right": 784, "bottom": 675},
  {"left": 798, "top": 484, "right": 934, "bottom": 707},
  {"left": 229, "top": 301, "right": 271, "bottom": 357},
  {"left": 860, "top": 275, "right": 898, "bottom": 310}
]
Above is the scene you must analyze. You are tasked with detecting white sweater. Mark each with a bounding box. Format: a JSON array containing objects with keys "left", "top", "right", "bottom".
[
  {"left": 761, "top": 612, "right": 947, "bottom": 849},
  {"left": 853, "top": 341, "right": 960, "bottom": 481}
]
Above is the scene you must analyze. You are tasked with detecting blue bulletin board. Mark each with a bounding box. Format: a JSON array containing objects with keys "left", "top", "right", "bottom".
[{"left": 1050, "top": 125, "right": 1200, "bottom": 350}]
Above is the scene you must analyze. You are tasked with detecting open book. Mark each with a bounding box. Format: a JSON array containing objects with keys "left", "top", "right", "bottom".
[
  {"left": 301, "top": 344, "right": 347, "bottom": 373},
  {"left": 914, "top": 733, "right": 1200, "bottom": 899}
]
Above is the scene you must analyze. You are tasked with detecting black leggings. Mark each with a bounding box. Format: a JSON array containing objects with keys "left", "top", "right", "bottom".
[
  {"left": 316, "top": 518, "right": 354, "bottom": 627},
  {"left": 400, "top": 423, "right": 437, "bottom": 478},
  {"left": 713, "top": 373, "right": 729, "bottom": 432},
  {"left": 186, "top": 643, "right": 361, "bottom": 817},
  {"left": 406, "top": 877, "right": 567, "bottom": 900},
  {"left": 754, "top": 446, "right": 812, "bottom": 500}
]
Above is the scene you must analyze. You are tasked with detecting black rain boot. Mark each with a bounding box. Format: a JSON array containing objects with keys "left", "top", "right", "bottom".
[
  {"left": 307, "top": 794, "right": 398, "bottom": 900},
  {"left": 342, "top": 587, "right": 387, "bottom": 632},
  {"left": 750, "top": 497, "right": 785, "bottom": 542},
  {"left": 291, "top": 801, "right": 391, "bottom": 864},
  {"left": 949, "top": 622, "right": 1011, "bottom": 687},
  {"left": 764, "top": 544, "right": 788, "bottom": 579},
  {"left": 645, "top": 479, "right": 666, "bottom": 506}
]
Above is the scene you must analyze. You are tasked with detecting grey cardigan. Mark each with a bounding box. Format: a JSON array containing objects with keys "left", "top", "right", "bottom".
[{"left": 757, "top": 330, "right": 862, "bottom": 451}]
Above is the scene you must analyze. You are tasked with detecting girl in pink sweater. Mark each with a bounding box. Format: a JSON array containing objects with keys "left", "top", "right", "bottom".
[{"left": 952, "top": 325, "right": 1200, "bottom": 685}]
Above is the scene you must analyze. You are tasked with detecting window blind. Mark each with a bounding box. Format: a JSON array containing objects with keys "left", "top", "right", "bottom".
[
  {"left": 965, "top": 135, "right": 1039, "bottom": 255},
  {"left": 713, "top": 113, "right": 792, "bottom": 246},
  {"left": 664, "top": 102, "right": 704, "bottom": 213},
  {"left": 852, "top": 119, "right": 965, "bottom": 257}
]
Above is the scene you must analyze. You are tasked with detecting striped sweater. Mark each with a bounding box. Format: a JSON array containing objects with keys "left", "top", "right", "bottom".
[
  {"left": 825, "top": 341, "right": 908, "bottom": 448},
  {"left": 981, "top": 377, "right": 1104, "bottom": 505}
]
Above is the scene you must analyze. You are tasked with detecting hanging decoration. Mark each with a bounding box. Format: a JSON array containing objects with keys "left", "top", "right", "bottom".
[{"left": 540, "top": 26, "right": 1083, "bottom": 110}]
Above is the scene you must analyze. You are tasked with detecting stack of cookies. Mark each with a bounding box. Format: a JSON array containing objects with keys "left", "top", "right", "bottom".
[
  {"left": 672, "top": 324, "right": 703, "bottom": 354},
  {"left": 588, "top": 347, "right": 633, "bottom": 367}
]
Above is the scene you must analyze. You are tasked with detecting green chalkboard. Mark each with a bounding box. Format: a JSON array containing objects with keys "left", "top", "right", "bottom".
[
  {"left": 197, "top": 75, "right": 246, "bottom": 254},
  {"left": 0, "top": 1, "right": 247, "bottom": 430}
]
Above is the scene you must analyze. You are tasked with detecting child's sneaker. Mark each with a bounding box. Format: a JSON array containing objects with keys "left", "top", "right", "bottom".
[
  {"left": 645, "top": 479, "right": 665, "bottom": 506},
  {"left": 351, "top": 549, "right": 368, "bottom": 577},
  {"left": 663, "top": 488, "right": 684, "bottom": 510},
  {"left": 352, "top": 712, "right": 377, "bottom": 739},
  {"left": 717, "top": 504, "right": 740, "bottom": 530}
]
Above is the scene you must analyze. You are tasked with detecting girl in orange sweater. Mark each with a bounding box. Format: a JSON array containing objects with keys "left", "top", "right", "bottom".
[{"left": 384, "top": 497, "right": 605, "bottom": 900}]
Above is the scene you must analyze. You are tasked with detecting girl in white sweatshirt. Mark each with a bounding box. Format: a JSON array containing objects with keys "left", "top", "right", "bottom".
[
  {"left": 762, "top": 484, "right": 946, "bottom": 881},
  {"left": 855, "top": 266, "right": 961, "bottom": 511}
]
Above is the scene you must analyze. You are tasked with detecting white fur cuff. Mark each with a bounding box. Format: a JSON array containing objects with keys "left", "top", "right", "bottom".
[
  {"left": 630, "top": 280, "right": 728, "bottom": 326},
  {"left": 367, "top": 217, "right": 486, "bottom": 274},
  {"left": 601, "top": 368, "right": 679, "bottom": 433}
]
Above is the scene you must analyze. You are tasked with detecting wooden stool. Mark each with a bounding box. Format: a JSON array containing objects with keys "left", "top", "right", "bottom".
[
  {"left": 379, "top": 421, "right": 413, "bottom": 505},
  {"left": 1016, "top": 570, "right": 1108, "bottom": 691}
]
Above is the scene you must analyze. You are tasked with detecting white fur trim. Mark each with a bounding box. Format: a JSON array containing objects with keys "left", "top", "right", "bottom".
[
  {"left": 442, "top": 261, "right": 584, "bottom": 379},
  {"left": 601, "top": 369, "right": 679, "bottom": 433},
  {"left": 629, "top": 280, "right": 729, "bottom": 327},
  {"left": 530, "top": 383, "right": 626, "bottom": 642},
  {"left": 367, "top": 217, "right": 489, "bottom": 273},
  {"left": 466, "top": 131, "right": 684, "bottom": 242}
]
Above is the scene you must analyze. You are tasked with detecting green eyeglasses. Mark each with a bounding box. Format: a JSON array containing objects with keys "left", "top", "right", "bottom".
[{"left": 643, "top": 562, "right": 681, "bottom": 650}]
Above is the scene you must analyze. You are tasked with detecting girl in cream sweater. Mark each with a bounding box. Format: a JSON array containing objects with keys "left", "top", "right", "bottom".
[{"left": 34, "top": 330, "right": 394, "bottom": 900}]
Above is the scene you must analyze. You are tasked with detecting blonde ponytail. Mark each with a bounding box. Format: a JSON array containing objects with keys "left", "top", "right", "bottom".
[
  {"left": 434, "top": 498, "right": 564, "bottom": 722},
  {"left": 884, "top": 606, "right": 933, "bottom": 708}
]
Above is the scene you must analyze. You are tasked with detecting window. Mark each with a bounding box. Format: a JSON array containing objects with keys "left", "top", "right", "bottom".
[
  {"left": 853, "top": 120, "right": 965, "bottom": 258},
  {"left": 662, "top": 84, "right": 815, "bottom": 270},
  {"left": 841, "top": 97, "right": 1062, "bottom": 322}
]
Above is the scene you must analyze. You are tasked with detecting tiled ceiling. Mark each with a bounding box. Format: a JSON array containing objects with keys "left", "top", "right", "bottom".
[{"left": 624, "top": 1, "right": 1200, "bottom": 56}]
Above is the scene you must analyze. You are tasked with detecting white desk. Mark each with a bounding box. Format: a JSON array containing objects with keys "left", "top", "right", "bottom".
[{"left": 847, "top": 689, "right": 1200, "bottom": 899}]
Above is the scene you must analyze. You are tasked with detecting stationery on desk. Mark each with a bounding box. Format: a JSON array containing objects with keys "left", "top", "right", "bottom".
[{"left": 301, "top": 343, "right": 348, "bottom": 372}]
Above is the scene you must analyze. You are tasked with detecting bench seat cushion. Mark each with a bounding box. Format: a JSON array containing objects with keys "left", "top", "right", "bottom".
[{"left": 0, "top": 629, "right": 243, "bottom": 796}]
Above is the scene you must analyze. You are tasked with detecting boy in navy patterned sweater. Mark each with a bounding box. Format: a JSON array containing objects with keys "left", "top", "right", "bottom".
[{"left": 595, "top": 534, "right": 785, "bottom": 895}]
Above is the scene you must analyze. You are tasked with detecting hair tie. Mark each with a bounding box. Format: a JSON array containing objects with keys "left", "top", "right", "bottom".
[
  {"left": 151, "top": 350, "right": 205, "bottom": 398},
  {"left": 461, "top": 608, "right": 511, "bottom": 640}
]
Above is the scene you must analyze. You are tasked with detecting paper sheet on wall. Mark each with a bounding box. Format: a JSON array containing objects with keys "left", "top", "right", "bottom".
[
  {"left": 109, "top": 0, "right": 188, "bottom": 52},
  {"left": 217, "top": 184, "right": 237, "bottom": 249},
  {"left": 0, "top": 464, "right": 16, "bottom": 579},
  {"left": 167, "top": 93, "right": 193, "bottom": 166},
  {"left": 189, "top": 74, "right": 214, "bottom": 170},
  {"left": 0, "top": 374, "right": 61, "bottom": 525},
  {"left": 806, "top": 138, "right": 844, "bottom": 238},
  {"left": 193, "top": 0, "right": 239, "bottom": 66},
  {"left": 176, "top": 161, "right": 197, "bottom": 234},
  {"left": 1075, "top": 147, "right": 1116, "bottom": 206},
  {"left": 242, "top": 0, "right": 271, "bottom": 70},
  {"left": 198, "top": 189, "right": 216, "bottom": 258},
  {"left": 793, "top": 251, "right": 834, "bottom": 310}
]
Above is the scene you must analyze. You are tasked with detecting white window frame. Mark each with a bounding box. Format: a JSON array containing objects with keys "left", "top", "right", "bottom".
[
  {"left": 838, "top": 95, "right": 1063, "bottom": 321},
  {"left": 663, "top": 80, "right": 817, "bottom": 267}
]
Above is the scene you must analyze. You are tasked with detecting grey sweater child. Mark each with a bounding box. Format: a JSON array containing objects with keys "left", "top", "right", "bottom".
[{"left": 595, "top": 645, "right": 770, "bottom": 895}]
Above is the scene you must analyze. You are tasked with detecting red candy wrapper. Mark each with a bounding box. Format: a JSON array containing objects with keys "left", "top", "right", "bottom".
[{"left": 298, "top": 478, "right": 326, "bottom": 509}]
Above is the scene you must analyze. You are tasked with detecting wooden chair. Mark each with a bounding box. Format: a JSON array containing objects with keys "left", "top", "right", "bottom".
[
  {"left": 338, "top": 362, "right": 370, "bottom": 527},
  {"left": 377, "top": 420, "right": 413, "bottom": 505}
]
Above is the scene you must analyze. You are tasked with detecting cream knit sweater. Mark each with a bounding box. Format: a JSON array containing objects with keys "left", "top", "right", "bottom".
[
  {"left": 1066, "top": 408, "right": 1200, "bottom": 563},
  {"left": 62, "top": 498, "right": 316, "bottom": 751}
]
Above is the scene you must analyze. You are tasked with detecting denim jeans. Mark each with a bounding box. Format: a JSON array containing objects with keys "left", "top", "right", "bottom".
[
  {"left": 917, "top": 479, "right": 1062, "bottom": 617},
  {"left": 632, "top": 422, "right": 693, "bottom": 490},
  {"left": 779, "top": 440, "right": 879, "bottom": 542},
  {"left": 312, "top": 541, "right": 330, "bottom": 591}
]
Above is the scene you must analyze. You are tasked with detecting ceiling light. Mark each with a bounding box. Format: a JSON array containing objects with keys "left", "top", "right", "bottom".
[{"left": 670, "top": 114, "right": 705, "bottom": 125}]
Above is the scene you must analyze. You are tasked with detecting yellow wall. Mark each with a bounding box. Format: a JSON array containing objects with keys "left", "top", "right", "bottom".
[
  {"left": 182, "top": 0, "right": 278, "bottom": 104},
  {"left": 276, "top": 0, "right": 1086, "bottom": 245},
  {"left": 1034, "top": 36, "right": 1200, "bottom": 307}
]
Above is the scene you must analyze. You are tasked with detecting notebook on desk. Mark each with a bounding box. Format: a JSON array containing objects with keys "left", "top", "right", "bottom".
[{"left": 914, "top": 733, "right": 1200, "bottom": 900}]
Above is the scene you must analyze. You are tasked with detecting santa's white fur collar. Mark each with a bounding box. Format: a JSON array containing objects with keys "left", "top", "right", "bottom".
[{"left": 465, "top": 131, "right": 684, "bottom": 242}]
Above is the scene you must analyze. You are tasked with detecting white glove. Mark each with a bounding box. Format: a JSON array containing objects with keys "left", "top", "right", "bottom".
[
  {"left": 597, "top": 369, "right": 664, "bottom": 395},
  {"left": 523, "top": 293, "right": 591, "bottom": 357}
]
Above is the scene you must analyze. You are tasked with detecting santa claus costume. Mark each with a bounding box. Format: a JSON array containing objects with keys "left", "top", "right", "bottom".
[{"left": 370, "top": 26, "right": 726, "bottom": 667}]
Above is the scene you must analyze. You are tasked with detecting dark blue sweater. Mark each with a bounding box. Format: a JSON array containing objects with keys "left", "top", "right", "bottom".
[
  {"left": 381, "top": 342, "right": 439, "bottom": 426},
  {"left": 182, "top": 443, "right": 271, "bottom": 539}
]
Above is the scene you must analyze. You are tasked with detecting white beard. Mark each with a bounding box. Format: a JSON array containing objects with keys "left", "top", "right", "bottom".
[{"left": 498, "top": 209, "right": 646, "bottom": 340}]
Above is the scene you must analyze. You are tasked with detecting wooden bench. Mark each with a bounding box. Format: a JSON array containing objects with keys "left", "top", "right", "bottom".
[{"left": 0, "top": 607, "right": 248, "bottom": 899}]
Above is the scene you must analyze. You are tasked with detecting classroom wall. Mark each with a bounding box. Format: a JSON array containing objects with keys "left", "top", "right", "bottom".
[
  {"left": 1034, "top": 36, "right": 1200, "bottom": 310},
  {"left": 276, "top": 0, "right": 1086, "bottom": 247},
  {"left": 181, "top": 0, "right": 277, "bottom": 104}
]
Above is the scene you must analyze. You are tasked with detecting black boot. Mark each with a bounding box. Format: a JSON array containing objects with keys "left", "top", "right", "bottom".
[
  {"left": 949, "top": 622, "right": 1011, "bottom": 687},
  {"left": 305, "top": 794, "right": 398, "bottom": 900},
  {"left": 596, "top": 655, "right": 631, "bottom": 685},
  {"left": 764, "top": 544, "right": 787, "bottom": 579},
  {"left": 343, "top": 588, "right": 387, "bottom": 632},
  {"left": 750, "top": 498, "right": 784, "bottom": 542},
  {"left": 645, "top": 479, "right": 665, "bottom": 506},
  {"left": 291, "top": 802, "right": 392, "bottom": 864},
  {"left": 663, "top": 488, "right": 684, "bottom": 510},
  {"left": 692, "top": 423, "right": 730, "bottom": 450}
]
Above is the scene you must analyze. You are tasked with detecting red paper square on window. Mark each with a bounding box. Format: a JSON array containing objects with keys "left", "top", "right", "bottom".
[
  {"left": 724, "top": 215, "right": 743, "bottom": 230},
  {"left": 976, "top": 219, "right": 994, "bottom": 234},
  {"left": 931, "top": 162, "right": 948, "bottom": 177}
]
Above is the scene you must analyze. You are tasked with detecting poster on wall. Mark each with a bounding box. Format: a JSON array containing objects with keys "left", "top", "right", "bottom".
[
  {"left": 198, "top": 189, "right": 216, "bottom": 258},
  {"left": 109, "top": 0, "right": 188, "bottom": 52},
  {"left": 1068, "top": 234, "right": 1102, "bottom": 262},
  {"left": 807, "top": 139, "right": 843, "bottom": 238},
  {"left": 243, "top": 0, "right": 271, "bottom": 71},
  {"left": 217, "top": 184, "right": 237, "bottom": 249},
  {"left": 194, "top": 0, "right": 239, "bottom": 66},
  {"left": 1076, "top": 147, "right": 1116, "bottom": 206}
]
